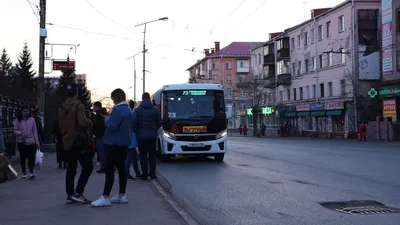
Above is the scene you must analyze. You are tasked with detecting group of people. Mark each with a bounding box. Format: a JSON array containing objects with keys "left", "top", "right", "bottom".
[{"left": 58, "top": 82, "right": 162, "bottom": 207}]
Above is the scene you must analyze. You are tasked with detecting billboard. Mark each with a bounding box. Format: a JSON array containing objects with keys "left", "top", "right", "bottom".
[
  {"left": 382, "top": 0, "right": 393, "bottom": 75},
  {"left": 382, "top": 98, "right": 397, "bottom": 121},
  {"left": 53, "top": 60, "right": 75, "bottom": 71}
]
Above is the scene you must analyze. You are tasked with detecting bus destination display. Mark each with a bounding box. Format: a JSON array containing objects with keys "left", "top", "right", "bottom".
[{"left": 182, "top": 90, "right": 207, "bottom": 96}]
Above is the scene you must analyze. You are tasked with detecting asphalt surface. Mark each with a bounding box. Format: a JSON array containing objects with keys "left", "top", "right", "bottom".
[
  {"left": 0, "top": 153, "right": 187, "bottom": 225},
  {"left": 157, "top": 137, "right": 400, "bottom": 225}
]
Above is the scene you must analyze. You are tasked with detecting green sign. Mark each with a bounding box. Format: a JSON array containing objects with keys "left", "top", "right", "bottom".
[
  {"left": 262, "top": 107, "right": 273, "bottom": 115},
  {"left": 368, "top": 88, "right": 378, "bottom": 98},
  {"left": 379, "top": 85, "right": 400, "bottom": 98},
  {"left": 246, "top": 108, "right": 253, "bottom": 116},
  {"left": 182, "top": 90, "right": 207, "bottom": 96}
]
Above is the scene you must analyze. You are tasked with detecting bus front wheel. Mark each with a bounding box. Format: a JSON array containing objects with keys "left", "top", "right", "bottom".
[{"left": 214, "top": 153, "right": 225, "bottom": 162}]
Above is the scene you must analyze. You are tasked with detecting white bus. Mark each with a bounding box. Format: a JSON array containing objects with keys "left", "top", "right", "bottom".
[{"left": 151, "top": 83, "right": 232, "bottom": 161}]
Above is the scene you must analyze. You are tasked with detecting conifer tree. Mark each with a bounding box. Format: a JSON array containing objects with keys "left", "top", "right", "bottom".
[{"left": 0, "top": 48, "right": 12, "bottom": 76}]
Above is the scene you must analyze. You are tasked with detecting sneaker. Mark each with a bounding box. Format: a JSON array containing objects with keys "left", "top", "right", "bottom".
[
  {"left": 91, "top": 196, "right": 111, "bottom": 207},
  {"left": 127, "top": 175, "right": 136, "bottom": 180},
  {"left": 138, "top": 174, "right": 149, "bottom": 180},
  {"left": 149, "top": 174, "right": 158, "bottom": 180},
  {"left": 97, "top": 168, "right": 106, "bottom": 173},
  {"left": 71, "top": 194, "right": 91, "bottom": 204},
  {"left": 21, "top": 174, "right": 27, "bottom": 179},
  {"left": 29, "top": 174, "right": 35, "bottom": 180},
  {"left": 66, "top": 196, "right": 76, "bottom": 204},
  {"left": 110, "top": 194, "right": 128, "bottom": 204}
]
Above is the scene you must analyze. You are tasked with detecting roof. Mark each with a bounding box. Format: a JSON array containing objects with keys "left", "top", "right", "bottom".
[{"left": 163, "top": 83, "right": 224, "bottom": 91}]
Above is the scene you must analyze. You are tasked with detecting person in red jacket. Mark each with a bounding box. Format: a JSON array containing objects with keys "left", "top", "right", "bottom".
[{"left": 359, "top": 121, "right": 366, "bottom": 142}]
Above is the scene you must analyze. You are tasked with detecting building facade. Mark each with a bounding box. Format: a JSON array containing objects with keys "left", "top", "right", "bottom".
[{"left": 187, "top": 41, "right": 263, "bottom": 129}]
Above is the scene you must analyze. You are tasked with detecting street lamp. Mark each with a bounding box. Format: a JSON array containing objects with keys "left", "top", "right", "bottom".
[
  {"left": 135, "top": 17, "right": 168, "bottom": 93},
  {"left": 127, "top": 49, "right": 148, "bottom": 102},
  {"left": 67, "top": 44, "right": 80, "bottom": 61}
]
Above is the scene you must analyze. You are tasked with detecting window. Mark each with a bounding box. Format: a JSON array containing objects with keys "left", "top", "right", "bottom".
[
  {"left": 258, "top": 53, "right": 261, "bottom": 64},
  {"left": 310, "top": 28, "right": 315, "bottom": 43},
  {"left": 319, "top": 54, "right": 324, "bottom": 68},
  {"left": 213, "top": 75, "right": 217, "bottom": 83},
  {"left": 320, "top": 83, "right": 325, "bottom": 98},
  {"left": 298, "top": 61, "right": 302, "bottom": 74},
  {"left": 340, "top": 79, "right": 346, "bottom": 96},
  {"left": 227, "top": 88, "right": 232, "bottom": 96},
  {"left": 240, "top": 103, "right": 246, "bottom": 110},
  {"left": 240, "top": 61, "right": 244, "bottom": 67},
  {"left": 299, "top": 87, "right": 304, "bottom": 100},
  {"left": 277, "top": 60, "right": 290, "bottom": 75},
  {"left": 304, "top": 32, "right": 308, "bottom": 46},
  {"left": 328, "top": 52, "right": 333, "bottom": 66},
  {"left": 338, "top": 16, "right": 345, "bottom": 32},
  {"left": 240, "top": 88, "right": 245, "bottom": 97},
  {"left": 291, "top": 38, "right": 295, "bottom": 49},
  {"left": 306, "top": 86, "right": 310, "bottom": 99},
  {"left": 225, "top": 61, "right": 232, "bottom": 69},
  {"left": 312, "top": 84, "right": 316, "bottom": 98},
  {"left": 287, "top": 89, "right": 291, "bottom": 101},
  {"left": 340, "top": 48, "right": 346, "bottom": 64},
  {"left": 239, "top": 76, "right": 245, "bottom": 82},
  {"left": 212, "top": 62, "right": 217, "bottom": 70},
  {"left": 318, "top": 25, "right": 323, "bottom": 40},
  {"left": 312, "top": 57, "right": 316, "bottom": 70},
  {"left": 297, "top": 35, "right": 301, "bottom": 47},
  {"left": 293, "top": 88, "right": 297, "bottom": 100},
  {"left": 305, "top": 59, "right": 309, "bottom": 72},
  {"left": 328, "top": 82, "right": 333, "bottom": 97},
  {"left": 279, "top": 90, "right": 283, "bottom": 102},
  {"left": 226, "top": 75, "right": 231, "bottom": 83},
  {"left": 333, "top": 115, "right": 345, "bottom": 132},
  {"left": 326, "top": 21, "right": 331, "bottom": 37},
  {"left": 292, "top": 63, "right": 296, "bottom": 75}
]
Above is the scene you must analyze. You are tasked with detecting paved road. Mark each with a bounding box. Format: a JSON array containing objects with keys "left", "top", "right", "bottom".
[
  {"left": 157, "top": 137, "right": 400, "bottom": 225},
  {"left": 0, "top": 153, "right": 187, "bottom": 225}
]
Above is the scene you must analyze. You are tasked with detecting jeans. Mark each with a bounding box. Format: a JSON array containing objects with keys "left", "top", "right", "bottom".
[
  {"left": 18, "top": 143, "right": 36, "bottom": 174},
  {"left": 103, "top": 145, "right": 128, "bottom": 196},
  {"left": 138, "top": 139, "right": 157, "bottom": 177},
  {"left": 96, "top": 139, "right": 107, "bottom": 168},
  {"left": 125, "top": 148, "right": 140, "bottom": 177},
  {"left": 65, "top": 150, "right": 94, "bottom": 196}
]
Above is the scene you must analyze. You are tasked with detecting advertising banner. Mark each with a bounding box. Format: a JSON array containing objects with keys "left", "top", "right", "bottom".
[
  {"left": 382, "top": 0, "right": 393, "bottom": 75},
  {"left": 382, "top": 98, "right": 397, "bottom": 121}
]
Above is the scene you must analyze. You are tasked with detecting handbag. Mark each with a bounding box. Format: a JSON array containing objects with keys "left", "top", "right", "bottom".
[{"left": 25, "top": 137, "right": 35, "bottom": 146}]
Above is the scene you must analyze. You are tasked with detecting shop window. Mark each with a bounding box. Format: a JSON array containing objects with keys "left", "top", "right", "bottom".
[
  {"left": 317, "top": 117, "right": 328, "bottom": 132},
  {"left": 332, "top": 115, "right": 345, "bottom": 132}
]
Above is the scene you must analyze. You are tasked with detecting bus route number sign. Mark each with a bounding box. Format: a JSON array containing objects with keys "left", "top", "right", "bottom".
[{"left": 182, "top": 90, "right": 207, "bottom": 96}]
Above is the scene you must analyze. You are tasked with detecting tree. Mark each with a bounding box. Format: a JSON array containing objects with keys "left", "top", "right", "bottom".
[
  {"left": 15, "top": 42, "right": 36, "bottom": 89},
  {"left": 247, "top": 78, "right": 268, "bottom": 136},
  {"left": 57, "top": 70, "right": 76, "bottom": 102},
  {"left": 0, "top": 48, "right": 12, "bottom": 76},
  {"left": 77, "top": 79, "right": 91, "bottom": 110}
]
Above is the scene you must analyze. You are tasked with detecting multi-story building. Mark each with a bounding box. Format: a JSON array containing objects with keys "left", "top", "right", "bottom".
[
  {"left": 187, "top": 41, "right": 263, "bottom": 129},
  {"left": 260, "top": 0, "right": 381, "bottom": 138}
]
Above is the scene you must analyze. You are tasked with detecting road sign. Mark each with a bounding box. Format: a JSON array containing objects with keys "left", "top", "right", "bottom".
[{"left": 53, "top": 60, "right": 75, "bottom": 71}]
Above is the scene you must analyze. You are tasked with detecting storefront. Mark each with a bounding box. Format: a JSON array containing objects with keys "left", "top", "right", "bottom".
[{"left": 379, "top": 85, "right": 400, "bottom": 122}]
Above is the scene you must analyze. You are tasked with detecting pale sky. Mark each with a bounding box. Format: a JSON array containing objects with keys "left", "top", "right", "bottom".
[{"left": 2, "top": 0, "right": 344, "bottom": 102}]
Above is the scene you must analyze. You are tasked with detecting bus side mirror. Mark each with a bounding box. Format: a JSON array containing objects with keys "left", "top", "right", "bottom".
[{"left": 226, "top": 105, "right": 233, "bottom": 119}]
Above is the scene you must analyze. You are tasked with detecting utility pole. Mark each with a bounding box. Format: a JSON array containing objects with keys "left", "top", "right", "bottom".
[
  {"left": 127, "top": 50, "right": 147, "bottom": 102},
  {"left": 38, "top": 0, "right": 47, "bottom": 112}
]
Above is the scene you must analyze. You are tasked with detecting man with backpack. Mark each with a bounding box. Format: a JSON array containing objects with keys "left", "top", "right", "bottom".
[{"left": 59, "top": 82, "right": 93, "bottom": 204}]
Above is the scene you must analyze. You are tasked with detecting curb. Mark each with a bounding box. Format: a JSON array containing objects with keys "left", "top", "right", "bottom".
[{"left": 153, "top": 172, "right": 199, "bottom": 225}]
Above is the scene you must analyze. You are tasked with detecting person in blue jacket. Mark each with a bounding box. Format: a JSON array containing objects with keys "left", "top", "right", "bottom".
[
  {"left": 125, "top": 100, "right": 141, "bottom": 179},
  {"left": 91, "top": 88, "right": 133, "bottom": 207}
]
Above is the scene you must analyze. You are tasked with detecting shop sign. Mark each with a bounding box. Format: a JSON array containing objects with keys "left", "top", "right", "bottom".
[
  {"left": 325, "top": 101, "right": 344, "bottom": 110},
  {"left": 296, "top": 104, "right": 310, "bottom": 111},
  {"left": 379, "top": 85, "right": 400, "bottom": 98},
  {"left": 310, "top": 103, "right": 325, "bottom": 111},
  {"left": 382, "top": 98, "right": 397, "bottom": 121},
  {"left": 262, "top": 106, "right": 274, "bottom": 115}
]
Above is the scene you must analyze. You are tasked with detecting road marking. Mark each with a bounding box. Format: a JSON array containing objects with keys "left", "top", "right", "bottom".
[{"left": 152, "top": 179, "right": 200, "bottom": 225}]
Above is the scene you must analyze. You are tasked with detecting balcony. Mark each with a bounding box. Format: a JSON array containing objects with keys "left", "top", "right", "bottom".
[
  {"left": 276, "top": 49, "right": 289, "bottom": 59},
  {"left": 277, "top": 73, "right": 291, "bottom": 86},
  {"left": 263, "top": 54, "right": 275, "bottom": 65},
  {"left": 264, "top": 77, "right": 276, "bottom": 89},
  {"left": 236, "top": 79, "right": 252, "bottom": 88}
]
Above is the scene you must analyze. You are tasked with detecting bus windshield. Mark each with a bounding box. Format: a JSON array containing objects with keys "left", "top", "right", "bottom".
[{"left": 164, "top": 90, "right": 225, "bottom": 120}]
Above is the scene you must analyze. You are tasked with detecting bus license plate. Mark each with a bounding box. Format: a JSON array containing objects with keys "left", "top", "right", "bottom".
[
  {"left": 188, "top": 143, "right": 205, "bottom": 148},
  {"left": 183, "top": 126, "right": 207, "bottom": 133}
]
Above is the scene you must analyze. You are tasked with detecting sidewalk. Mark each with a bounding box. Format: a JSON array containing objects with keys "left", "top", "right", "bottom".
[{"left": 0, "top": 153, "right": 188, "bottom": 225}]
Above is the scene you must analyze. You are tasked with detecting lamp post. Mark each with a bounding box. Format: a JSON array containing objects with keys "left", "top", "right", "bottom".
[
  {"left": 127, "top": 50, "right": 148, "bottom": 102},
  {"left": 67, "top": 44, "right": 80, "bottom": 61},
  {"left": 135, "top": 17, "right": 168, "bottom": 93}
]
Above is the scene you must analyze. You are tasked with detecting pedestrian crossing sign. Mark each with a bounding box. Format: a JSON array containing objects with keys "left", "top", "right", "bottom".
[{"left": 262, "top": 107, "right": 273, "bottom": 115}]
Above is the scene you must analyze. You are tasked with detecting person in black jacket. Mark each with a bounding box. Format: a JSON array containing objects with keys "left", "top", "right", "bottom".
[{"left": 92, "top": 101, "right": 108, "bottom": 173}]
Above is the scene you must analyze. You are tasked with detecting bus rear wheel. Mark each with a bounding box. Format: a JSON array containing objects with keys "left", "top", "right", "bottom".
[{"left": 214, "top": 153, "right": 225, "bottom": 162}]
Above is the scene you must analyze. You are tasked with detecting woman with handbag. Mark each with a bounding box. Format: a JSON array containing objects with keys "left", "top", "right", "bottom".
[{"left": 14, "top": 105, "right": 40, "bottom": 180}]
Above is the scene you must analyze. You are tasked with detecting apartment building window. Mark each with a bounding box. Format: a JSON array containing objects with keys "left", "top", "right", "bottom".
[
  {"left": 298, "top": 61, "right": 302, "bottom": 74},
  {"left": 212, "top": 62, "right": 217, "bottom": 70},
  {"left": 226, "top": 75, "right": 231, "bottom": 83},
  {"left": 304, "top": 32, "right": 308, "bottom": 46},
  {"left": 319, "top": 54, "right": 324, "bottom": 68},
  {"left": 279, "top": 90, "right": 283, "bottom": 102},
  {"left": 340, "top": 48, "right": 346, "bottom": 64},
  {"left": 292, "top": 63, "right": 296, "bottom": 75},
  {"left": 299, "top": 87, "right": 304, "bottom": 100},
  {"left": 239, "top": 76, "right": 245, "bottom": 82},
  {"left": 340, "top": 79, "right": 346, "bottom": 96},
  {"left": 227, "top": 88, "right": 232, "bottom": 96},
  {"left": 328, "top": 52, "right": 333, "bottom": 66},
  {"left": 258, "top": 53, "right": 262, "bottom": 64},
  {"left": 297, "top": 35, "right": 301, "bottom": 48},
  {"left": 320, "top": 83, "right": 325, "bottom": 98},
  {"left": 312, "top": 57, "right": 316, "bottom": 70},
  {"left": 310, "top": 28, "right": 315, "bottom": 43},
  {"left": 240, "top": 103, "right": 246, "bottom": 110},
  {"left": 328, "top": 82, "right": 333, "bottom": 97},
  {"left": 287, "top": 89, "right": 291, "bottom": 101},
  {"left": 212, "top": 75, "right": 217, "bottom": 83},
  {"left": 240, "top": 88, "right": 245, "bottom": 97},
  {"left": 291, "top": 38, "right": 295, "bottom": 49},
  {"left": 306, "top": 86, "right": 310, "bottom": 99},
  {"left": 312, "top": 84, "right": 316, "bottom": 98},
  {"left": 293, "top": 88, "right": 297, "bottom": 100},
  {"left": 326, "top": 21, "right": 331, "bottom": 37},
  {"left": 305, "top": 59, "right": 309, "bottom": 72},
  {"left": 318, "top": 25, "right": 323, "bottom": 40},
  {"left": 225, "top": 61, "right": 232, "bottom": 69},
  {"left": 338, "top": 16, "right": 345, "bottom": 32}
]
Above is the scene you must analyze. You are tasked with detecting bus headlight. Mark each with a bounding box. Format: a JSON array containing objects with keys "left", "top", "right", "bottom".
[
  {"left": 216, "top": 129, "right": 227, "bottom": 139},
  {"left": 163, "top": 131, "right": 176, "bottom": 140}
]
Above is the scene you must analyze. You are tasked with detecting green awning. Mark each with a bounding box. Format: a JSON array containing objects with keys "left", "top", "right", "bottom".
[
  {"left": 310, "top": 111, "right": 326, "bottom": 116},
  {"left": 284, "top": 112, "right": 297, "bottom": 117},
  {"left": 326, "top": 110, "right": 343, "bottom": 116},
  {"left": 296, "top": 112, "right": 310, "bottom": 117}
]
